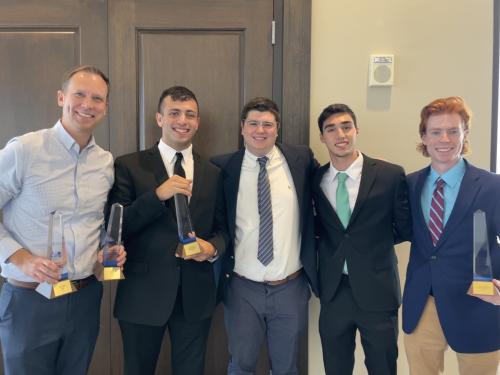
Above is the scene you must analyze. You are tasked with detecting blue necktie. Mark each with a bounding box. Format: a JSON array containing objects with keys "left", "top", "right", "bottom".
[{"left": 257, "top": 156, "right": 273, "bottom": 266}]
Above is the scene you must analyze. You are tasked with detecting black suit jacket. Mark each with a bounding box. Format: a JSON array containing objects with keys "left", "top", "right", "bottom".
[
  {"left": 211, "top": 144, "right": 319, "bottom": 296},
  {"left": 312, "top": 154, "right": 412, "bottom": 311},
  {"left": 108, "top": 145, "right": 228, "bottom": 326}
]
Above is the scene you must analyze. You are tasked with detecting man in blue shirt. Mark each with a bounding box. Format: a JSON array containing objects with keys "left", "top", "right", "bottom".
[
  {"left": 0, "top": 65, "right": 125, "bottom": 375},
  {"left": 403, "top": 96, "right": 500, "bottom": 375}
]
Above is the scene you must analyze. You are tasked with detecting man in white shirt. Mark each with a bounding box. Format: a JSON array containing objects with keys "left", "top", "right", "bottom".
[
  {"left": 312, "top": 103, "right": 411, "bottom": 375},
  {"left": 212, "top": 97, "right": 318, "bottom": 375},
  {"left": 108, "top": 86, "right": 228, "bottom": 375},
  {"left": 0, "top": 65, "right": 125, "bottom": 375}
]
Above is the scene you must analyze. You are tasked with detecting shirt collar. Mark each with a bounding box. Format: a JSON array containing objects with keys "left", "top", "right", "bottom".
[
  {"left": 54, "top": 120, "right": 96, "bottom": 153},
  {"left": 327, "top": 151, "right": 363, "bottom": 182},
  {"left": 429, "top": 157, "right": 466, "bottom": 188},
  {"left": 244, "top": 146, "right": 277, "bottom": 165},
  {"left": 158, "top": 139, "right": 193, "bottom": 165}
]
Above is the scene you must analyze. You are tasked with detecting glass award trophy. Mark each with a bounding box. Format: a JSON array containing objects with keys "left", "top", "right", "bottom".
[
  {"left": 469, "top": 210, "right": 495, "bottom": 296},
  {"left": 94, "top": 203, "right": 125, "bottom": 281},
  {"left": 36, "top": 211, "right": 76, "bottom": 299},
  {"left": 174, "top": 194, "right": 201, "bottom": 257}
]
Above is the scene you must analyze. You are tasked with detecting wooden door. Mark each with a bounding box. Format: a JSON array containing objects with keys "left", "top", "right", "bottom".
[{"left": 107, "top": 1, "right": 277, "bottom": 374}]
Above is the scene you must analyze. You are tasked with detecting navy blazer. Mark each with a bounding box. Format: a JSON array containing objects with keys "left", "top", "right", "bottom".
[
  {"left": 211, "top": 143, "right": 319, "bottom": 296},
  {"left": 403, "top": 160, "right": 500, "bottom": 353}
]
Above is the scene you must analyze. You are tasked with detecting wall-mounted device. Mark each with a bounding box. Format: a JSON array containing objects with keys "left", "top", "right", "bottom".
[{"left": 368, "top": 54, "right": 394, "bottom": 87}]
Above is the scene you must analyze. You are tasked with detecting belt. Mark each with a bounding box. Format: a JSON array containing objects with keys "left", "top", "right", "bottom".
[
  {"left": 6, "top": 275, "right": 96, "bottom": 291},
  {"left": 234, "top": 269, "right": 302, "bottom": 286}
]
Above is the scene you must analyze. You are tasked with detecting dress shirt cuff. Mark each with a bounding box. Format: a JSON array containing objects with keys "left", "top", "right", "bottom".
[
  {"left": 207, "top": 248, "right": 219, "bottom": 263},
  {"left": 0, "top": 238, "right": 24, "bottom": 264}
]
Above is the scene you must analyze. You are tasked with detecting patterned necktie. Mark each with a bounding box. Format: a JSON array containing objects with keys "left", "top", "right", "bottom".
[
  {"left": 257, "top": 156, "right": 273, "bottom": 266},
  {"left": 429, "top": 178, "right": 445, "bottom": 246},
  {"left": 336, "top": 172, "right": 351, "bottom": 228}
]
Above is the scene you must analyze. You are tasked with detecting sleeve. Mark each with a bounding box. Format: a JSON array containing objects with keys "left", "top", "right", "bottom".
[
  {"left": 0, "top": 139, "right": 27, "bottom": 262},
  {"left": 393, "top": 166, "right": 413, "bottom": 244}
]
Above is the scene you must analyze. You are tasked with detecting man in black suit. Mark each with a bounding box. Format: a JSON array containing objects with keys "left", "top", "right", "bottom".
[
  {"left": 212, "top": 97, "right": 318, "bottom": 375},
  {"left": 108, "top": 86, "right": 228, "bottom": 375},
  {"left": 312, "top": 104, "right": 412, "bottom": 375}
]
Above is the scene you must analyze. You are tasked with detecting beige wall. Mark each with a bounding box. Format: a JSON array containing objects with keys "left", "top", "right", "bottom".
[{"left": 308, "top": 0, "right": 494, "bottom": 374}]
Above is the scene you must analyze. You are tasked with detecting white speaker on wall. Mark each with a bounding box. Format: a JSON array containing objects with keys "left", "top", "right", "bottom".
[{"left": 368, "top": 54, "right": 394, "bottom": 87}]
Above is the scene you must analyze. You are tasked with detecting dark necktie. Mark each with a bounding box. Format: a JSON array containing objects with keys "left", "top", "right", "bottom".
[
  {"left": 257, "top": 156, "right": 273, "bottom": 266},
  {"left": 429, "top": 178, "right": 445, "bottom": 246},
  {"left": 174, "top": 152, "right": 188, "bottom": 206}
]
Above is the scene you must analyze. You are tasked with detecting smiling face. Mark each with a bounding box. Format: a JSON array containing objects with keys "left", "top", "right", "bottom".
[
  {"left": 156, "top": 96, "right": 199, "bottom": 150},
  {"left": 421, "top": 112, "right": 467, "bottom": 174},
  {"left": 241, "top": 110, "right": 279, "bottom": 156},
  {"left": 57, "top": 72, "right": 108, "bottom": 144},
  {"left": 320, "top": 112, "right": 358, "bottom": 169}
]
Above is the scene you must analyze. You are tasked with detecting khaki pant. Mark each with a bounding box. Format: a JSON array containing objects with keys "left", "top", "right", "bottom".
[{"left": 404, "top": 297, "right": 499, "bottom": 375}]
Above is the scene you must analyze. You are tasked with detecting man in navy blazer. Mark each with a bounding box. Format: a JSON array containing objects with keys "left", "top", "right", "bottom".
[
  {"left": 212, "top": 97, "right": 318, "bottom": 375},
  {"left": 403, "top": 96, "right": 500, "bottom": 375}
]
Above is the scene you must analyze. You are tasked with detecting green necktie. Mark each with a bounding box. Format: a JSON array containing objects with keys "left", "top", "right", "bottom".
[
  {"left": 336, "top": 172, "right": 351, "bottom": 275},
  {"left": 336, "top": 172, "right": 351, "bottom": 228}
]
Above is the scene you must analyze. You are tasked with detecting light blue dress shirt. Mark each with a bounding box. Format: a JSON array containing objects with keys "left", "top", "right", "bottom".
[
  {"left": 0, "top": 121, "right": 114, "bottom": 281},
  {"left": 421, "top": 158, "right": 466, "bottom": 228}
]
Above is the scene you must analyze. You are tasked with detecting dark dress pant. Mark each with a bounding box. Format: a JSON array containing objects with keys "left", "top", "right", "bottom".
[
  {"left": 119, "top": 290, "right": 211, "bottom": 375},
  {"left": 319, "top": 276, "right": 398, "bottom": 375}
]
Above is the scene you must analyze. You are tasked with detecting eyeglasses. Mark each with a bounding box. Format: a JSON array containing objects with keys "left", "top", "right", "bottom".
[
  {"left": 244, "top": 120, "right": 278, "bottom": 129},
  {"left": 426, "top": 128, "right": 463, "bottom": 139}
]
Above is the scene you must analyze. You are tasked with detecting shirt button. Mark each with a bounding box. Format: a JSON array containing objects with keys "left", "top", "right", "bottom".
[{"left": 430, "top": 255, "right": 437, "bottom": 260}]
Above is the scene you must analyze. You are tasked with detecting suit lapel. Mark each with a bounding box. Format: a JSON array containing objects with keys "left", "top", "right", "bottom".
[
  {"left": 277, "top": 144, "right": 303, "bottom": 214},
  {"left": 189, "top": 152, "right": 203, "bottom": 214},
  {"left": 413, "top": 167, "right": 434, "bottom": 249},
  {"left": 148, "top": 145, "right": 169, "bottom": 185},
  {"left": 313, "top": 163, "right": 345, "bottom": 231},
  {"left": 225, "top": 150, "right": 245, "bottom": 239},
  {"left": 437, "top": 162, "right": 481, "bottom": 248},
  {"left": 349, "top": 155, "right": 377, "bottom": 225}
]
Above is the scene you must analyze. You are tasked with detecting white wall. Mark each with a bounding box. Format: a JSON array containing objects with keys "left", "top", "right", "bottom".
[{"left": 308, "top": 1, "right": 494, "bottom": 373}]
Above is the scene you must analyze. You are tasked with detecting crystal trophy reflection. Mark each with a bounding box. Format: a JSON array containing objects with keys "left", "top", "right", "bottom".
[
  {"left": 36, "top": 211, "right": 76, "bottom": 299},
  {"left": 94, "top": 203, "right": 125, "bottom": 281},
  {"left": 174, "top": 194, "right": 201, "bottom": 257},
  {"left": 469, "top": 210, "right": 495, "bottom": 296}
]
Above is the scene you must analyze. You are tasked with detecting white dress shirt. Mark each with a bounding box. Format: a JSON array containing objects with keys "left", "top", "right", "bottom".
[
  {"left": 0, "top": 121, "right": 114, "bottom": 281},
  {"left": 320, "top": 152, "right": 363, "bottom": 274},
  {"left": 158, "top": 140, "right": 194, "bottom": 183},
  {"left": 234, "top": 146, "right": 302, "bottom": 281},
  {"left": 320, "top": 152, "right": 363, "bottom": 214}
]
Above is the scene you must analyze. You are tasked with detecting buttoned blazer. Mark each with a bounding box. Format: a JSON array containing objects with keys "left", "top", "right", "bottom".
[
  {"left": 211, "top": 143, "right": 319, "bottom": 296},
  {"left": 403, "top": 160, "right": 500, "bottom": 353},
  {"left": 312, "top": 155, "right": 412, "bottom": 311},
  {"left": 109, "top": 145, "right": 228, "bottom": 326}
]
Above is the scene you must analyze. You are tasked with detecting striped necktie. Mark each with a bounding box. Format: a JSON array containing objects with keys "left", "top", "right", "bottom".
[
  {"left": 429, "top": 178, "right": 445, "bottom": 246},
  {"left": 257, "top": 156, "right": 273, "bottom": 266}
]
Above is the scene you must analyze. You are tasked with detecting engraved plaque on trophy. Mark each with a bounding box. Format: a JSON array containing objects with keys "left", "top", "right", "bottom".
[
  {"left": 36, "top": 211, "right": 76, "bottom": 299},
  {"left": 469, "top": 210, "right": 495, "bottom": 296},
  {"left": 94, "top": 203, "right": 125, "bottom": 281},
  {"left": 174, "top": 194, "right": 201, "bottom": 257}
]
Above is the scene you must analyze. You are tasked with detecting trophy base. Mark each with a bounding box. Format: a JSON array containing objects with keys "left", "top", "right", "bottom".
[
  {"left": 36, "top": 279, "right": 77, "bottom": 299},
  {"left": 176, "top": 240, "right": 202, "bottom": 258},
  {"left": 94, "top": 262, "right": 125, "bottom": 281},
  {"left": 469, "top": 280, "right": 495, "bottom": 296}
]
